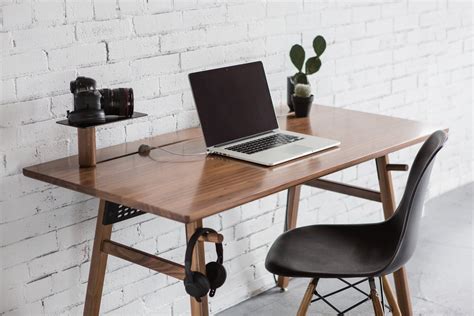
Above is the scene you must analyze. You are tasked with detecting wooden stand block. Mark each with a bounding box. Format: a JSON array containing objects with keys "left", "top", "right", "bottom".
[{"left": 78, "top": 128, "right": 96, "bottom": 168}]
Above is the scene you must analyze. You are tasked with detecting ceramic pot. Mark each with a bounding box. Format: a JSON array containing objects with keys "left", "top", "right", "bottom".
[{"left": 291, "top": 94, "right": 314, "bottom": 118}]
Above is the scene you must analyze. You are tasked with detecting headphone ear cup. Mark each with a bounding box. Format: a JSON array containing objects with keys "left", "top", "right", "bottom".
[
  {"left": 184, "top": 272, "right": 210, "bottom": 299},
  {"left": 206, "top": 262, "right": 227, "bottom": 290}
]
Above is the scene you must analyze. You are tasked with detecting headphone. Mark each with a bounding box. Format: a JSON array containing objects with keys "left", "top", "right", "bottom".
[{"left": 184, "top": 228, "right": 227, "bottom": 301}]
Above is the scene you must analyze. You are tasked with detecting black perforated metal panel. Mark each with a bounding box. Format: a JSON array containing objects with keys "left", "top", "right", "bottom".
[{"left": 103, "top": 201, "right": 145, "bottom": 225}]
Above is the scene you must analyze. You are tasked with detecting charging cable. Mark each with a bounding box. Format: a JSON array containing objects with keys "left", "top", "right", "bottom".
[{"left": 138, "top": 144, "right": 207, "bottom": 157}]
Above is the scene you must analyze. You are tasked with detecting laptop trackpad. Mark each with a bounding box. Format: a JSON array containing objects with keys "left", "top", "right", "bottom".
[{"left": 281, "top": 144, "right": 313, "bottom": 155}]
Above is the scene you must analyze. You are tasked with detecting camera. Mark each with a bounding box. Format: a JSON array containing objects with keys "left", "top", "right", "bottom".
[{"left": 68, "top": 76, "right": 134, "bottom": 126}]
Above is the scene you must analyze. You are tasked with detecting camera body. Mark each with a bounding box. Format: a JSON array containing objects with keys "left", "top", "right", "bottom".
[{"left": 68, "top": 77, "right": 134, "bottom": 126}]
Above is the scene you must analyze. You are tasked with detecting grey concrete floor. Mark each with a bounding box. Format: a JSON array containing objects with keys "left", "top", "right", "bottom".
[{"left": 219, "top": 183, "right": 473, "bottom": 315}]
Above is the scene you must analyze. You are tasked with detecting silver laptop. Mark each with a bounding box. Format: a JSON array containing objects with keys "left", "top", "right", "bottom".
[{"left": 188, "top": 61, "right": 340, "bottom": 166}]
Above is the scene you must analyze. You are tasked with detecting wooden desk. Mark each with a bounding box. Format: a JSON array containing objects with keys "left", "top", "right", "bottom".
[{"left": 23, "top": 105, "right": 443, "bottom": 316}]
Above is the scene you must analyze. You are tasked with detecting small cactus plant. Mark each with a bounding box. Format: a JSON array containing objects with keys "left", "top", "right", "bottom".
[
  {"left": 294, "top": 83, "right": 312, "bottom": 98},
  {"left": 290, "top": 35, "right": 326, "bottom": 84}
]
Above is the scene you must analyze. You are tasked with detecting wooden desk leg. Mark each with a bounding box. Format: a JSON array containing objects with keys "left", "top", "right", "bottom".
[
  {"left": 84, "top": 200, "right": 113, "bottom": 316},
  {"left": 185, "top": 220, "right": 209, "bottom": 316},
  {"left": 376, "top": 156, "right": 413, "bottom": 316},
  {"left": 277, "top": 185, "right": 302, "bottom": 290}
]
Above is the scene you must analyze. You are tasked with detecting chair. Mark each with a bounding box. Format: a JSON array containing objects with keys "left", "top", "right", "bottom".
[{"left": 265, "top": 130, "right": 448, "bottom": 315}]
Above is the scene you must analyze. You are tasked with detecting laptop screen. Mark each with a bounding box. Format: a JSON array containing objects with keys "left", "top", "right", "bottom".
[{"left": 189, "top": 61, "right": 278, "bottom": 147}]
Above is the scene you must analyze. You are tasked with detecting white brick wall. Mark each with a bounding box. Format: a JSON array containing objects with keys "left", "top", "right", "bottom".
[{"left": 1, "top": 0, "right": 472, "bottom": 315}]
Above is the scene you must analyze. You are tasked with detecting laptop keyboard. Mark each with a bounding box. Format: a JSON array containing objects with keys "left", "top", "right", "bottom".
[{"left": 225, "top": 133, "right": 303, "bottom": 155}]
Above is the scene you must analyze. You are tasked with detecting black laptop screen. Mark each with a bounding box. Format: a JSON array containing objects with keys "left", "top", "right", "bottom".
[{"left": 189, "top": 61, "right": 278, "bottom": 147}]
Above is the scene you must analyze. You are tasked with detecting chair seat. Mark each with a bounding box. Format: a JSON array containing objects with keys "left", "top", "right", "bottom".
[{"left": 265, "top": 223, "right": 397, "bottom": 278}]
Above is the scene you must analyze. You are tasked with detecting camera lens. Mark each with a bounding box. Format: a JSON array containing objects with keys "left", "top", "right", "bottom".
[{"left": 99, "top": 88, "right": 134, "bottom": 117}]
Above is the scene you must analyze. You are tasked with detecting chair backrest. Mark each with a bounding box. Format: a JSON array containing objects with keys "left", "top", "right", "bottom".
[{"left": 383, "top": 130, "right": 448, "bottom": 274}]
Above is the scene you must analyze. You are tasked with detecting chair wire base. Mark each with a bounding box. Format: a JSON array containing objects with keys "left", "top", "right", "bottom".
[{"left": 310, "top": 278, "right": 391, "bottom": 315}]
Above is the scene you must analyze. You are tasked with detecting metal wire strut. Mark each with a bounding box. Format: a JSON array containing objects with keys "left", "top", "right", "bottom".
[{"left": 310, "top": 278, "right": 391, "bottom": 315}]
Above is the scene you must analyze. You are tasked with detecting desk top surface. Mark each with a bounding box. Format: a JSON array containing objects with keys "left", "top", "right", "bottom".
[{"left": 23, "top": 105, "right": 444, "bottom": 223}]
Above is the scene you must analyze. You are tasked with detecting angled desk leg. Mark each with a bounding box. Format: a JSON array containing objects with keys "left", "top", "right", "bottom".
[
  {"left": 185, "top": 220, "right": 209, "bottom": 316},
  {"left": 84, "top": 200, "right": 113, "bottom": 316},
  {"left": 277, "top": 185, "right": 302, "bottom": 290},
  {"left": 376, "top": 155, "right": 413, "bottom": 316}
]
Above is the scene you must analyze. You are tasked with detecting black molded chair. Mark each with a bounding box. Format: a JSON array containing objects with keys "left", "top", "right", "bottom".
[{"left": 265, "top": 130, "right": 447, "bottom": 315}]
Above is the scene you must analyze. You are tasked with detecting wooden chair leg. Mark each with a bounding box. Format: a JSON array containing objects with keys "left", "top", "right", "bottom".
[
  {"left": 369, "top": 278, "right": 384, "bottom": 316},
  {"left": 84, "top": 200, "right": 113, "bottom": 316},
  {"left": 277, "top": 185, "right": 302, "bottom": 290},
  {"left": 185, "top": 220, "right": 209, "bottom": 316},
  {"left": 376, "top": 155, "right": 413, "bottom": 316},
  {"left": 381, "top": 275, "right": 401, "bottom": 316},
  {"left": 297, "top": 278, "right": 318, "bottom": 316}
]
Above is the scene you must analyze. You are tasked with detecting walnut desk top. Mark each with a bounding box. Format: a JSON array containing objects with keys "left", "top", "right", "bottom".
[{"left": 23, "top": 105, "right": 444, "bottom": 223}]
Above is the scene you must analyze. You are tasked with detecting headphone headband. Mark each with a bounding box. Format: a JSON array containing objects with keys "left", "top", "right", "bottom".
[{"left": 184, "top": 228, "right": 223, "bottom": 277}]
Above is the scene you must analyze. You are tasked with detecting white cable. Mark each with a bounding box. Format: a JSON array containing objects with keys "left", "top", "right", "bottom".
[{"left": 154, "top": 146, "right": 207, "bottom": 156}]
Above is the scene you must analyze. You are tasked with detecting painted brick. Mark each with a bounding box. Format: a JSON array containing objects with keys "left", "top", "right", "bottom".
[
  {"left": 1, "top": 50, "right": 48, "bottom": 79},
  {"left": 42, "top": 284, "right": 86, "bottom": 314},
  {"left": 147, "top": 0, "right": 173, "bottom": 14},
  {"left": 108, "top": 36, "right": 160, "bottom": 61},
  {"left": 321, "top": 8, "right": 352, "bottom": 26},
  {"left": 1, "top": 263, "right": 30, "bottom": 290},
  {"left": 1, "top": 231, "right": 58, "bottom": 268},
  {"left": 392, "top": 74, "right": 418, "bottom": 93},
  {"left": 2, "top": 3, "right": 32, "bottom": 30},
  {"left": 248, "top": 18, "right": 287, "bottom": 38},
  {"left": 48, "top": 43, "right": 106, "bottom": 70},
  {"left": 66, "top": 0, "right": 94, "bottom": 22},
  {"left": 173, "top": 0, "right": 197, "bottom": 10},
  {"left": 131, "top": 53, "right": 180, "bottom": 78},
  {"left": 352, "top": 5, "right": 381, "bottom": 22},
  {"left": 76, "top": 19, "right": 132, "bottom": 42},
  {"left": 133, "top": 11, "right": 183, "bottom": 36},
  {"left": 227, "top": 2, "right": 266, "bottom": 22},
  {"left": 0, "top": 32, "right": 12, "bottom": 52},
  {"left": 394, "top": 14, "right": 420, "bottom": 31},
  {"left": 24, "top": 275, "right": 53, "bottom": 303},
  {"left": 206, "top": 23, "right": 248, "bottom": 46},
  {"left": 118, "top": 0, "right": 146, "bottom": 15},
  {"left": 12, "top": 25, "right": 75, "bottom": 51},
  {"left": 78, "top": 61, "right": 132, "bottom": 86},
  {"left": 0, "top": 98, "right": 51, "bottom": 127},
  {"left": 51, "top": 266, "right": 81, "bottom": 294},
  {"left": 33, "top": 0, "right": 65, "bottom": 26},
  {"left": 16, "top": 70, "right": 76, "bottom": 100},
  {"left": 28, "top": 242, "right": 89, "bottom": 279},
  {"left": 93, "top": 0, "right": 118, "bottom": 20},
  {"left": 266, "top": 1, "right": 303, "bottom": 18},
  {"left": 1, "top": 79, "right": 16, "bottom": 104},
  {"left": 366, "top": 18, "right": 394, "bottom": 36},
  {"left": 161, "top": 29, "right": 206, "bottom": 52},
  {"left": 181, "top": 46, "right": 225, "bottom": 70},
  {"left": 137, "top": 94, "right": 181, "bottom": 118},
  {"left": 182, "top": 6, "right": 226, "bottom": 28},
  {"left": 159, "top": 72, "right": 188, "bottom": 94},
  {"left": 334, "top": 22, "right": 365, "bottom": 41}
]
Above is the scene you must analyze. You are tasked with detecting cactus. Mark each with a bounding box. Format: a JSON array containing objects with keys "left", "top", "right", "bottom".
[
  {"left": 294, "top": 83, "right": 312, "bottom": 98},
  {"left": 290, "top": 35, "right": 326, "bottom": 84}
]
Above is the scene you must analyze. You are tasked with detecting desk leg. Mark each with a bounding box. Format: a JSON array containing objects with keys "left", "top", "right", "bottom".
[
  {"left": 185, "top": 220, "right": 209, "bottom": 316},
  {"left": 84, "top": 200, "right": 112, "bottom": 316},
  {"left": 277, "top": 185, "right": 302, "bottom": 290},
  {"left": 376, "top": 156, "right": 413, "bottom": 316}
]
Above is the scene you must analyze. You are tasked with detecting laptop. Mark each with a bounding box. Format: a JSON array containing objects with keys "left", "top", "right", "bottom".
[{"left": 188, "top": 61, "right": 340, "bottom": 166}]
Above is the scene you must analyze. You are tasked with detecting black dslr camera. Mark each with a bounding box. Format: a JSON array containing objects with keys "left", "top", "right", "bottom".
[{"left": 68, "top": 77, "right": 134, "bottom": 126}]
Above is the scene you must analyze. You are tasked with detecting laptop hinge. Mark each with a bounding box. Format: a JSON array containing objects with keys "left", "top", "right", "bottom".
[{"left": 213, "top": 130, "right": 276, "bottom": 148}]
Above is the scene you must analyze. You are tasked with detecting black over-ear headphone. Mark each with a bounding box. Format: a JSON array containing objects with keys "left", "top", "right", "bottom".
[{"left": 184, "top": 228, "right": 227, "bottom": 302}]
